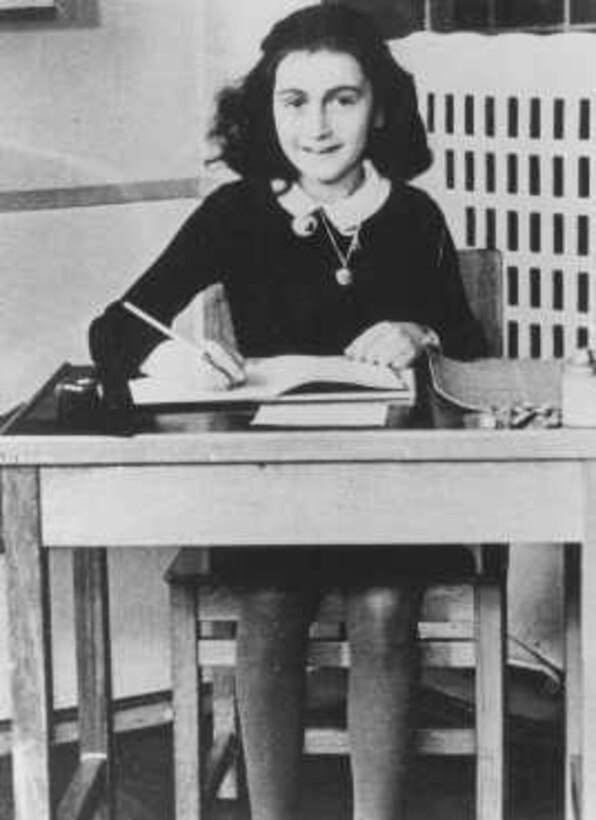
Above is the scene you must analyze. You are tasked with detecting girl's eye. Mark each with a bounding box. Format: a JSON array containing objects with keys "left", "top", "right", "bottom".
[
  {"left": 282, "top": 96, "right": 305, "bottom": 109},
  {"left": 334, "top": 93, "right": 359, "bottom": 107}
]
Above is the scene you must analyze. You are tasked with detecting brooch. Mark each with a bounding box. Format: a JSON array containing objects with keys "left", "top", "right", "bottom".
[{"left": 292, "top": 213, "right": 318, "bottom": 237}]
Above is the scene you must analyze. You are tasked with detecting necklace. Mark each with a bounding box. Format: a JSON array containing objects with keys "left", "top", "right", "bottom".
[{"left": 318, "top": 209, "right": 361, "bottom": 287}]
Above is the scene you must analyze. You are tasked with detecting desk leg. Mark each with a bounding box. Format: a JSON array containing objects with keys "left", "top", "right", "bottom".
[
  {"left": 565, "top": 542, "right": 581, "bottom": 820},
  {"left": 2, "top": 467, "right": 54, "bottom": 820},
  {"left": 474, "top": 545, "right": 507, "bottom": 820},
  {"left": 68, "top": 549, "right": 114, "bottom": 820},
  {"left": 170, "top": 577, "right": 202, "bottom": 820}
]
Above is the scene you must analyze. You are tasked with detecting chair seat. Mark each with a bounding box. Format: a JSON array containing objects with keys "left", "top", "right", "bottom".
[{"left": 166, "top": 541, "right": 506, "bottom": 587}]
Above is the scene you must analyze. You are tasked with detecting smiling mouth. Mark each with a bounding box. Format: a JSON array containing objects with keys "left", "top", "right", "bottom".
[{"left": 302, "top": 145, "right": 341, "bottom": 156}]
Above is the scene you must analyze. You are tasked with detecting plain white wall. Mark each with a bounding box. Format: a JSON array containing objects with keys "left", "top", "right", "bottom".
[
  {"left": 0, "top": 199, "right": 197, "bottom": 413},
  {"left": 0, "top": 0, "right": 203, "bottom": 192}
]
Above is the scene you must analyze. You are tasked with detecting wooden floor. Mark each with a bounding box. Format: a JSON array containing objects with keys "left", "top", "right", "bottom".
[{"left": 0, "top": 724, "right": 563, "bottom": 820}]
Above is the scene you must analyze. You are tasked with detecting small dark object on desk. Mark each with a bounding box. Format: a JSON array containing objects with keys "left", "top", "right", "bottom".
[
  {"left": 55, "top": 371, "right": 140, "bottom": 434},
  {"left": 55, "top": 375, "right": 103, "bottom": 429},
  {"left": 466, "top": 404, "right": 562, "bottom": 430}
]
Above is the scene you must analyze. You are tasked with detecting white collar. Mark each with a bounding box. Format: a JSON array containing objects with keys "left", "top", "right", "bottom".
[{"left": 274, "top": 160, "right": 391, "bottom": 236}]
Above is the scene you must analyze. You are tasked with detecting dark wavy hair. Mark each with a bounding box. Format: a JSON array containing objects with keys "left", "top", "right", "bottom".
[{"left": 208, "top": 4, "right": 432, "bottom": 183}]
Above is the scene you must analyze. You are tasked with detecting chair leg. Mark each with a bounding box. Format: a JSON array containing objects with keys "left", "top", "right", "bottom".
[
  {"left": 474, "top": 546, "right": 507, "bottom": 820},
  {"left": 170, "top": 580, "right": 203, "bottom": 820},
  {"left": 209, "top": 668, "right": 241, "bottom": 800}
]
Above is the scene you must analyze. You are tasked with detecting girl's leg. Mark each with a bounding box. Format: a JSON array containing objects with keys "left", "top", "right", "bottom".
[
  {"left": 345, "top": 583, "right": 423, "bottom": 820},
  {"left": 235, "top": 586, "right": 319, "bottom": 820}
]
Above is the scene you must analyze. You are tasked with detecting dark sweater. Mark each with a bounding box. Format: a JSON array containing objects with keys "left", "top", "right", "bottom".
[{"left": 89, "top": 178, "right": 486, "bottom": 378}]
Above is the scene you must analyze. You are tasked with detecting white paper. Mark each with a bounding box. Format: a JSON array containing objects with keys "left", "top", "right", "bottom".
[
  {"left": 252, "top": 402, "right": 389, "bottom": 428},
  {"left": 130, "top": 344, "right": 415, "bottom": 406}
]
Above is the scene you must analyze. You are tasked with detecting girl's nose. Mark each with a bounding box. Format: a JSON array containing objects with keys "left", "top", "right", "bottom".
[{"left": 304, "top": 103, "right": 331, "bottom": 139}]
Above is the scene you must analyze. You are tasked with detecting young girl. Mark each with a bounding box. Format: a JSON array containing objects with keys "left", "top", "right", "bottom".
[{"left": 90, "top": 6, "right": 486, "bottom": 819}]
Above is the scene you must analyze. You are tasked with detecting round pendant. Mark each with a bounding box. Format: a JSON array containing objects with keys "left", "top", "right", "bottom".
[{"left": 335, "top": 266, "right": 353, "bottom": 287}]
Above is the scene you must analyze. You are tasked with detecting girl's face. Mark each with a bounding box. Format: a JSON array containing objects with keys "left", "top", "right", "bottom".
[{"left": 272, "top": 49, "right": 376, "bottom": 202}]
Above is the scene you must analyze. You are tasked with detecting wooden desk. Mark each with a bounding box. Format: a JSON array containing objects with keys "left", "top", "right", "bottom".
[{"left": 0, "top": 384, "right": 590, "bottom": 820}]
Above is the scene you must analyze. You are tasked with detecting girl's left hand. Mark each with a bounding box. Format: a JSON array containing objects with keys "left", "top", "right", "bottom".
[{"left": 345, "top": 321, "right": 438, "bottom": 369}]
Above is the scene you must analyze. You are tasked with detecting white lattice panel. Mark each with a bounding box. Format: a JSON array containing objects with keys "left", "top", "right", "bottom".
[{"left": 396, "top": 33, "right": 596, "bottom": 358}]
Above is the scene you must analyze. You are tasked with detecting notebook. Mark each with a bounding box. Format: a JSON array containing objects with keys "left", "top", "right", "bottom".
[
  {"left": 250, "top": 400, "right": 392, "bottom": 428},
  {"left": 129, "top": 344, "right": 415, "bottom": 408}
]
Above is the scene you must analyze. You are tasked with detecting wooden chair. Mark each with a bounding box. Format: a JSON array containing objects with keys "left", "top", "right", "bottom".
[{"left": 166, "top": 249, "right": 508, "bottom": 820}]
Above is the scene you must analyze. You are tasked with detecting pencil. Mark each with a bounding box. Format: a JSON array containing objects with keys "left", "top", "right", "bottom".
[
  {"left": 121, "top": 300, "right": 234, "bottom": 386},
  {"left": 122, "top": 300, "right": 201, "bottom": 353}
]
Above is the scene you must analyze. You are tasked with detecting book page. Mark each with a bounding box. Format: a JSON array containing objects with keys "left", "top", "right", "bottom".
[{"left": 130, "top": 343, "right": 414, "bottom": 406}]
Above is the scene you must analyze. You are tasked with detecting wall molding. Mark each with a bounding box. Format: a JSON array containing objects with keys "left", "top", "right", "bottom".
[{"left": 0, "top": 177, "right": 201, "bottom": 213}]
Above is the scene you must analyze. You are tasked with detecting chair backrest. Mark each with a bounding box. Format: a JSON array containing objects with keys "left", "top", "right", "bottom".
[
  {"left": 456, "top": 249, "right": 504, "bottom": 358},
  {"left": 197, "top": 248, "right": 504, "bottom": 358}
]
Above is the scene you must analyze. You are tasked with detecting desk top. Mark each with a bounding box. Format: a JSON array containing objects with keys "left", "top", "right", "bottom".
[{"left": 2, "top": 362, "right": 595, "bottom": 466}]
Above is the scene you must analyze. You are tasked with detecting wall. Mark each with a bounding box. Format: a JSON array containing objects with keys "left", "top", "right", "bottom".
[
  {"left": 0, "top": 0, "right": 207, "bottom": 719},
  {"left": 0, "top": 199, "right": 196, "bottom": 718},
  {"left": 0, "top": 0, "right": 206, "bottom": 720},
  {"left": 0, "top": 0, "right": 206, "bottom": 413},
  {"left": 0, "top": 0, "right": 202, "bottom": 193}
]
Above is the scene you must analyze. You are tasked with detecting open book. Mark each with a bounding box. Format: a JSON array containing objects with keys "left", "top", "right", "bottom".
[{"left": 129, "top": 345, "right": 415, "bottom": 407}]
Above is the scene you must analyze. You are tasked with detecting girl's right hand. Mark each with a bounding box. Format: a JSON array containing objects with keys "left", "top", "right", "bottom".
[
  {"left": 141, "top": 339, "right": 246, "bottom": 391},
  {"left": 200, "top": 339, "right": 246, "bottom": 389}
]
